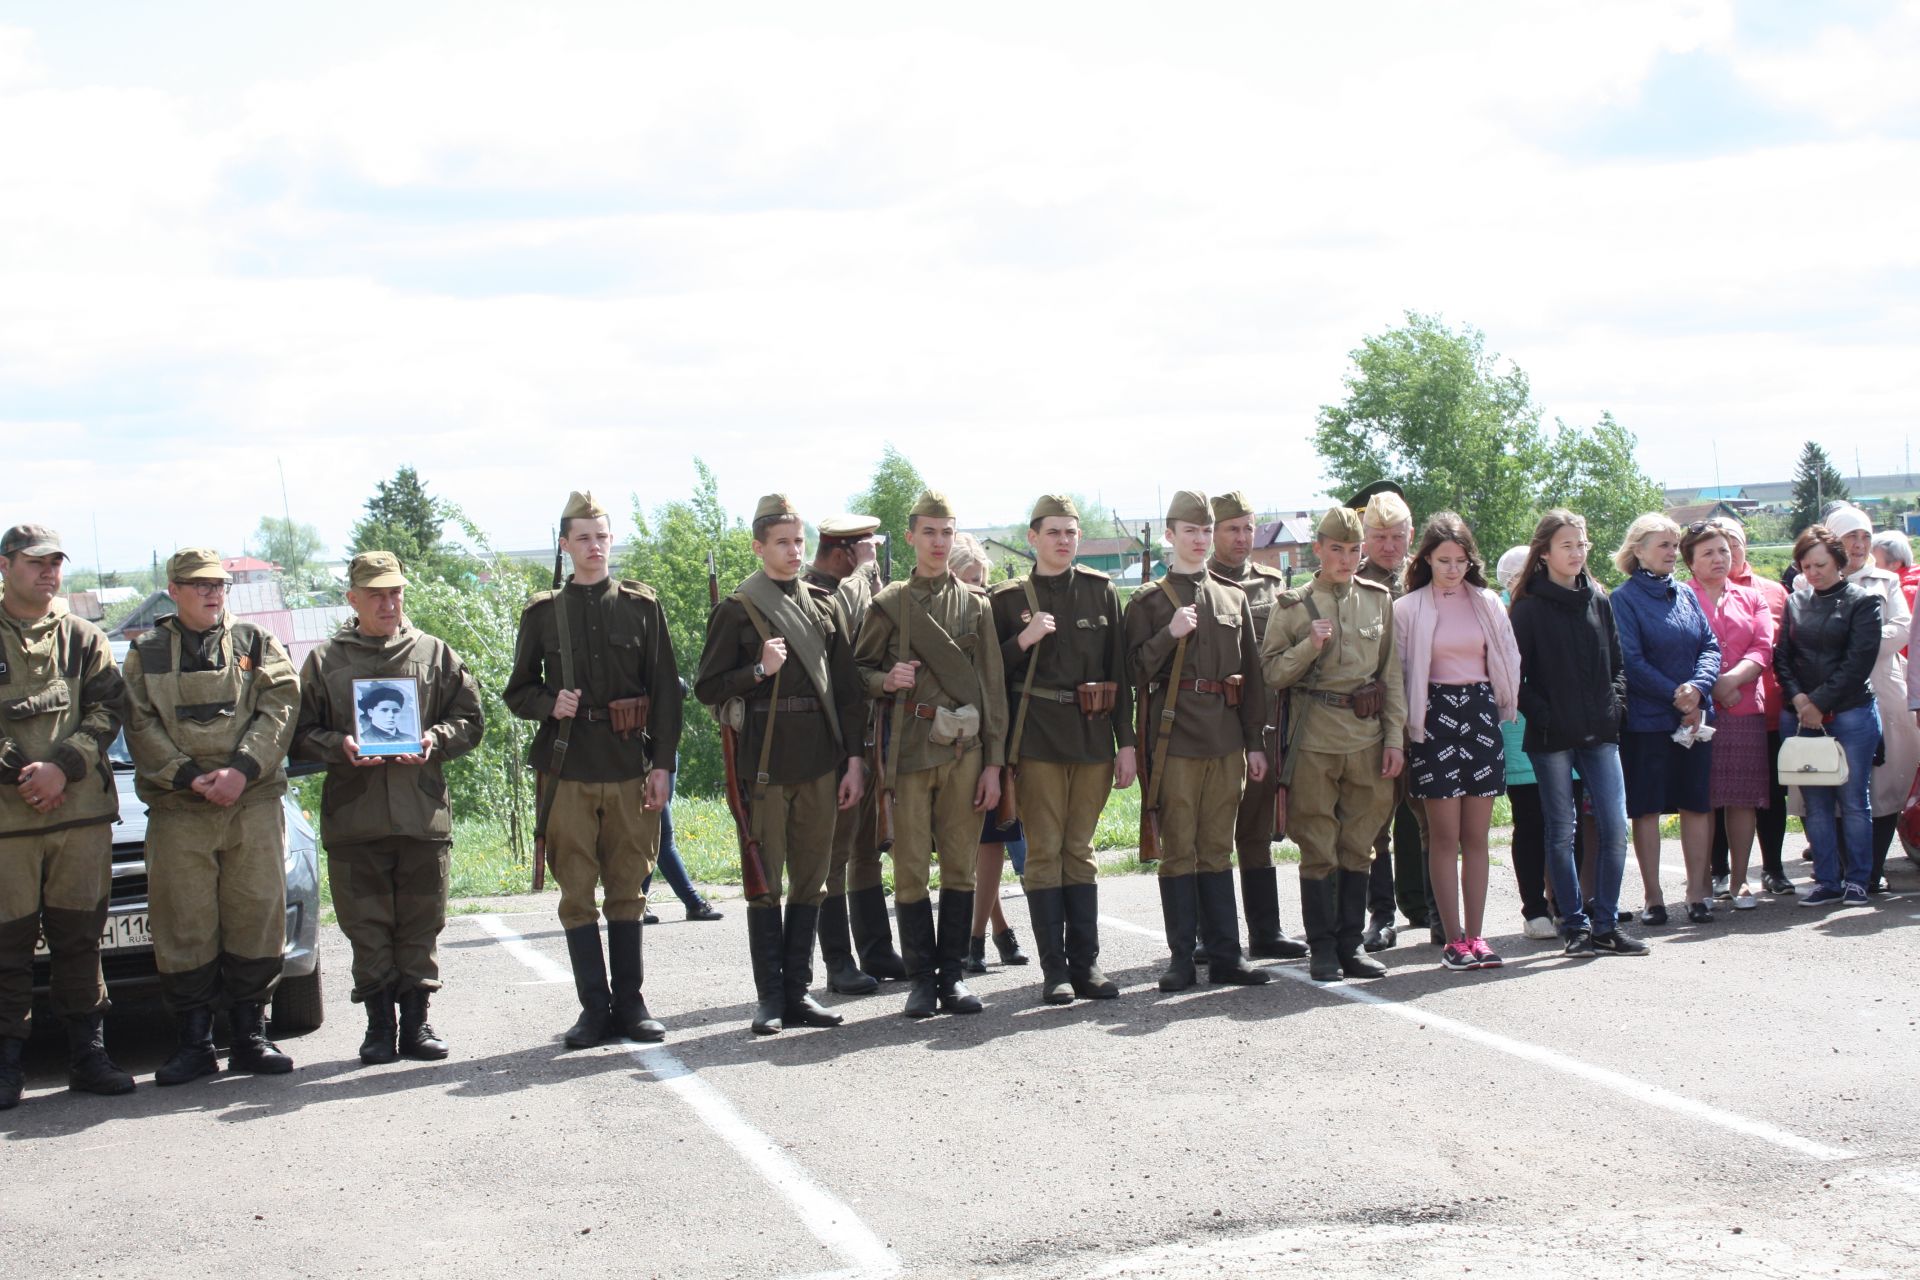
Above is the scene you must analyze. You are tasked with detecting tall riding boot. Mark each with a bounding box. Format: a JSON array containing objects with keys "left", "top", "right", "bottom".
[
  {"left": 397, "top": 989, "right": 448, "bottom": 1060},
  {"left": 1337, "top": 869, "right": 1389, "bottom": 979},
  {"left": 65, "top": 1013, "right": 136, "bottom": 1095},
  {"left": 607, "top": 919, "right": 666, "bottom": 1042},
  {"left": 818, "top": 893, "right": 878, "bottom": 995},
  {"left": 848, "top": 885, "right": 908, "bottom": 981},
  {"left": 1301, "top": 873, "right": 1342, "bottom": 982},
  {"left": 897, "top": 898, "right": 939, "bottom": 1019},
  {"left": 1156, "top": 875, "right": 1199, "bottom": 992},
  {"left": 1200, "top": 870, "right": 1271, "bottom": 985},
  {"left": 562, "top": 924, "right": 612, "bottom": 1048},
  {"left": 746, "top": 906, "right": 786, "bottom": 1035},
  {"left": 782, "top": 902, "right": 844, "bottom": 1028},
  {"left": 936, "top": 891, "right": 984, "bottom": 1014},
  {"left": 155, "top": 1006, "right": 220, "bottom": 1085},
  {"left": 1025, "top": 886, "right": 1073, "bottom": 1005},
  {"left": 1062, "top": 882, "right": 1119, "bottom": 999},
  {"left": 228, "top": 1003, "right": 295, "bottom": 1074},
  {"left": 0, "top": 1037, "right": 23, "bottom": 1110},
  {"left": 1242, "top": 864, "right": 1309, "bottom": 959},
  {"left": 359, "top": 985, "right": 399, "bottom": 1065}
]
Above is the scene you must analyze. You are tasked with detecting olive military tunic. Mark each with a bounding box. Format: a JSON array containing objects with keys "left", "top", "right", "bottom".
[{"left": 1209, "top": 555, "right": 1289, "bottom": 868}]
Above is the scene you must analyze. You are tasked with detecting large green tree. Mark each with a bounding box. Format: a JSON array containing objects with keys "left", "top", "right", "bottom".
[
  {"left": 350, "top": 465, "right": 460, "bottom": 580},
  {"left": 1540, "top": 412, "right": 1666, "bottom": 586},
  {"left": 254, "top": 516, "right": 324, "bottom": 574},
  {"left": 1789, "top": 442, "right": 1850, "bottom": 535},
  {"left": 846, "top": 444, "right": 927, "bottom": 581}
]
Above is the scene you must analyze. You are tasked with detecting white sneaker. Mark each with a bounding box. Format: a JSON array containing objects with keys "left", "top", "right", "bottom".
[{"left": 1523, "top": 916, "right": 1558, "bottom": 940}]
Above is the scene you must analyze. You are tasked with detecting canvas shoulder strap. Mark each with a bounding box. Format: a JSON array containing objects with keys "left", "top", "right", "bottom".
[
  {"left": 1005, "top": 577, "right": 1043, "bottom": 768},
  {"left": 1143, "top": 577, "right": 1189, "bottom": 811}
]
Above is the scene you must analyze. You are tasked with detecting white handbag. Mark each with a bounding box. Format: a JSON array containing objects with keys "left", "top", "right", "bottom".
[{"left": 1778, "top": 732, "right": 1848, "bottom": 787}]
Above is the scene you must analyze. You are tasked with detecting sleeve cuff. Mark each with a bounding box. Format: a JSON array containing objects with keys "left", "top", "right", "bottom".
[
  {"left": 172, "top": 762, "right": 205, "bottom": 790},
  {"left": 229, "top": 752, "right": 262, "bottom": 782},
  {"left": 53, "top": 743, "right": 88, "bottom": 782}
]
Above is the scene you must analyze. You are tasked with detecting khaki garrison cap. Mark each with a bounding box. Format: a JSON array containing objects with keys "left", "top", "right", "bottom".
[
  {"left": 560, "top": 491, "right": 607, "bottom": 524},
  {"left": 910, "top": 491, "right": 956, "bottom": 520},
  {"left": 1030, "top": 494, "right": 1080, "bottom": 523},
  {"left": 1165, "top": 490, "right": 1212, "bottom": 527},
  {"left": 818, "top": 513, "right": 880, "bottom": 539},
  {"left": 167, "top": 548, "right": 231, "bottom": 583},
  {"left": 1210, "top": 491, "right": 1254, "bottom": 523},
  {"left": 0, "top": 524, "right": 64, "bottom": 559},
  {"left": 753, "top": 494, "right": 800, "bottom": 524},
  {"left": 349, "top": 551, "right": 408, "bottom": 589},
  {"left": 1316, "top": 506, "right": 1367, "bottom": 542}
]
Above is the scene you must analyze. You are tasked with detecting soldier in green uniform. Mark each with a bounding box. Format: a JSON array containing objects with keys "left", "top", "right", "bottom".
[
  {"left": 293, "top": 551, "right": 485, "bottom": 1064},
  {"left": 0, "top": 524, "right": 133, "bottom": 1109},
  {"left": 697, "top": 495, "right": 867, "bottom": 1035},
  {"left": 852, "top": 491, "right": 1008, "bottom": 1019},
  {"left": 123, "top": 549, "right": 300, "bottom": 1082},
  {"left": 1125, "top": 490, "right": 1271, "bottom": 991},
  {"left": 1261, "top": 505, "right": 1408, "bottom": 982},
  {"left": 1209, "top": 492, "right": 1309, "bottom": 961},
  {"left": 988, "top": 495, "right": 1134, "bottom": 1004},
  {"left": 505, "top": 492, "right": 682, "bottom": 1047},
  {"left": 803, "top": 512, "right": 903, "bottom": 992}
]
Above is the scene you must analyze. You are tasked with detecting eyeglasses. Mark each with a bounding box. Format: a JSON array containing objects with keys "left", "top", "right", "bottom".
[{"left": 172, "top": 580, "right": 228, "bottom": 594}]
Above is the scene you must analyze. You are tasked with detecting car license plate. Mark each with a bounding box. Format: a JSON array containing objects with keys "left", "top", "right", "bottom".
[{"left": 32, "top": 912, "right": 151, "bottom": 958}]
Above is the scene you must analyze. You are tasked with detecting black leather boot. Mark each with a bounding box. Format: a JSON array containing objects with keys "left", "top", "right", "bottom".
[
  {"left": 1025, "top": 886, "right": 1074, "bottom": 1004},
  {"left": 607, "top": 919, "right": 666, "bottom": 1042},
  {"left": 0, "top": 1036, "right": 23, "bottom": 1109},
  {"left": 1301, "top": 873, "right": 1341, "bottom": 982},
  {"left": 897, "top": 898, "right": 939, "bottom": 1019},
  {"left": 746, "top": 906, "right": 785, "bottom": 1035},
  {"left": 228, "top": 1003, "right": 294, "bottom": 1074},
  {"left": 155, "top": 1007, "right": 220, "bottom": 1085},
  {"left": 359, "top": 986, "right": 399, "bottom": 1065},
  {"left": 65, "top": 1013, "right": 135, "bottom": 1095},
  {"left": 563, "top": 924, "right": 613, "bottom": 1048},
  {"left": 781, "top": 902, "right": 843, "bottom": 1028},
  {"left": 818, "top": 893, "right": 878, "bottom": 995},
  {"left": 1062, "top": 882, "right": 1119, "bottom": 999},
  {"left": 1200, "top": 870, "right": 1271, "bottom": 985},
  {"left": 397, "top": 989, "right": 448, "bottom": 1060},
  {"left": 848, "top": 885, "right": 907, "bottom": 981},
  {"left": 936, "top": 891, "right": 984, "bottom": 1014},
  {"left": 992, "top": 927, "right": 1029, "bottom": 965},
  {"left": 1157, "top": 875, "right": 1199, "bottom": 992},
  {"left": 1337, "top": 870, "right": 1389, "bottom": 979},
  {"left": 1242, "top": 864, "right": 1309, "bottom": 959},
  {"left": 964, "top": 935, "right": 988, "bottom": 975}
]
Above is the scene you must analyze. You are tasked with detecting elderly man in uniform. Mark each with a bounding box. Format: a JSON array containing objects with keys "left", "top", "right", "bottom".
[
  {"left": 506, "top": 492, "right": 682, "bottom": 1047},
  {"left": 697, "top": 496, "right": 866, "bottom": 1034},
  {"left": 1209, "top": 491, "right": 1310, "bottom": 961},
  {"left": 122, "top": 548, "right": 300, "bottom": 1081},
  {"left": 853, "top": 491, "right": 1008, "bottom": 1019},
  {"left": 803, "top": 511, "right": 904, "bottom": 993},
  {"left": 988, "top": 495, "right": 1135, "bottom": 1004},
  {"left": 293, "top": 551, "right": 485, "bottom": 1064},
  {"left": 1262, "top": 506, "right": 1407, "bottom": 982},
  {"left": 0, "top": 524, "right": 133, "bottom": 1109},
  {"left": 1125, "top": 490, "right": 1272, "bottom": 991}
]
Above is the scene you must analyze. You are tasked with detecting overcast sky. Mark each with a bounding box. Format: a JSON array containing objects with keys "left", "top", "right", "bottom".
[{"left": 7, "top": 1, "right": 1918, "bottom": 570}]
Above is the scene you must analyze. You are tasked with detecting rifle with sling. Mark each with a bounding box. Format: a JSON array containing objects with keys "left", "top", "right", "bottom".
[
  {"left": 1138, "top": 571, "right": 1189, "bottom": 863},
  {"left": 530, "top": 539, "right": 571, "bottom": 891},
  {"left": 996, "top": 577, "right": 1044, "bottom": 824},
  {"left": 711, "top": 552, "right": 772, "bottom": 901},
  {"left": 876, "top": 580, "right": 912, "bottom": 852}
]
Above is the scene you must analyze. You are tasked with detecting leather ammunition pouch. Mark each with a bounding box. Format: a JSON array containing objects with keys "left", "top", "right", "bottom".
[
  {"left": 1351, "top": 680, "right": 1384, "bottom": 721},
  {"left": 1076, "top": 681, "right": 1117, "bottom": 717},
  {"left": 1223, "top": 673, "right": 1245, "bottom": 708},
  {"left": 609, "top": 695, "right": 650, "bottom": 740}
]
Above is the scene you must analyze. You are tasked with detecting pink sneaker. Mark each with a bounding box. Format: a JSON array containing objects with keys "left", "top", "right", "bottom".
[
  {"left": 1440, "top": 941, "right": 1477, "bottom": 971},
  {"left": 1469, "top": 937, "right": 1503, "bottom": 969}
]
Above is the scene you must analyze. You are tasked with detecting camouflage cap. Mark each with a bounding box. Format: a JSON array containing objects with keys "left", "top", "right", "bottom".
[
  {"left": 910, "top": 490, "right": 956, "bottom": 520},
  {"left": 0, "top": 523, "right": 65, "bottom": 559},
  {"left": 560, "top": 490, "right": 607, "bottom": 525},
  {"left": 349, "top": 551, "right": 408, "bottom": 589},
  {"left": 1165, "top": 489, "right": 1212, "bottom": 527},
  {"left": 1316, "top": 506, "right": 1366, "bottom": 542},
  {"left": 818, "top": 512, "right": 880, "bottom": 539},
  {"left": 1029, "top": 494, "right": 1080, "bottom": 523},
  {"left": 752, "top": 493, "right": 800, "bottom": 525},
  {"left": 1210, "top": 491, "right": 1254, "bottom": 523},
  {"left": 167, "top": 548, "right": 231, "bottom": 583}
]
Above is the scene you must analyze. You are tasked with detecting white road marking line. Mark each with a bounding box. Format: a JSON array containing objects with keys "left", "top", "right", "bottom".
[{"left": 468, "top": 915, "right": 900, "bottom": 1279}]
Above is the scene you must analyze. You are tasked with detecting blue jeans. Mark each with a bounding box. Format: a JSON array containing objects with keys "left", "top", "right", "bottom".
[
  {"left": 1782, "top": 704, "right": 1879, "bottom": 890},
  {"left": 1529, "top": 743, "right": 1629, "bottom": 935}
]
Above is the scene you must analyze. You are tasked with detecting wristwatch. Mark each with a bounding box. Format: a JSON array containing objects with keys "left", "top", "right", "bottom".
[{"left": 753, "top": 662, "right": 767, "bottom": 681}]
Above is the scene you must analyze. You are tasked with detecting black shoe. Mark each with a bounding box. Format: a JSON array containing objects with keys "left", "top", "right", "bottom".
[
  {"left": 685, "top": 899, "right": 725, "bottom": 921},
  {"left": 1300, "top": 874, "right": 1341, "bottom": 981},
  {"left": 65, "top": 1014, "right": 136, "bottom": 1096},
  {"left": 848, "top": 885, "right": 908, "bottom": 982},
  {"left": 359, "top": 988, "right": 399, "bottom": 1065},
  {"left": 1362, "top": 913, "right": 1398, "bottom": 953},
  {"left": 1592, "top": 929, "right": 1649, "bottom": 956},
  {"left": 781, "top": 902, "right": 843, "bottom": 1029},
  {"left": 1061, "top": 883, "right": 1119, "bottom": 1000},
  {"left": 565, "top": 1003, "right": 612, "bottom": 1048},
  {"left": 936, "top": 892, "right": 984, "bottom": 1014},
  {"left": 1640, "top": 903, "right": 1668, "bottom": 926},
  {"left": 156, "top": 1007, "right": 220, "bottom": 1085},
  {"left": 1686, "top": 901, "right": 1712, "bottom": 924},
  {"left": 897, "top": 899, "right": 939, "bottom": 1018},
  {"left": 0, "top": 1037, "right": 23, "bottom": 1109},
  {"left": 964, "top": 935, "right": 988, "bottom": 975},
  {"left": 563, "top": 924, "right": 613, "bottom": 1048},
  {"left": 1199, "top": 870, "right": 1270, "bottom": 985},
  {"left": 818, "top": 895, "right": 879, "bottom": 995},
  {"left": 1156, "top": 875, "right": 1199, "bottom": 992},
  {"left": 641, "top": 910, "right": 660, "bottom": 925},
  {"left": 992, "top": 927, "right": 1029, "bottom": 966},
  {"left": 397, "top": 990, "right": 448, "bottom": 1060},
  {"left": 1562, "top": 929, "right": 1596, "bottom": 957},
  {"left": 747, "top": 906, "right": 786, "bottom": 1035},
  {"left": 607, "top": 919, "right": 666, "bottom": 1042},
  {"left": 1763, "top": 872, "right": 1795, "bottom": 894},
  {"left": 1028, "top": 886, "right": 1075, "bottom": 1005},
  {"left": 227, "top": 1003, "right": 294, "bottom": 1075}
]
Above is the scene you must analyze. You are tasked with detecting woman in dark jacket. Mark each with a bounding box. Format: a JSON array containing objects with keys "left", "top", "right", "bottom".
[
  {"left": 1508, "top": 510, "right": 1646, "bottom": 956},
  {"left": 1774, "top": 525, "right": 1882, "bottom": 905}
]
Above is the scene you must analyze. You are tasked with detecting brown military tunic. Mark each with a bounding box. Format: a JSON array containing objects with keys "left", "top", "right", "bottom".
[{"left": 804, "top": 564, "right": 885, "bottom": 898}]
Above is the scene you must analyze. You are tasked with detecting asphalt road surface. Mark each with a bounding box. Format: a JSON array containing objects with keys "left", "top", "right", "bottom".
[{"left": 7, "top": 843, "right": 1919, "bottom": 1279}]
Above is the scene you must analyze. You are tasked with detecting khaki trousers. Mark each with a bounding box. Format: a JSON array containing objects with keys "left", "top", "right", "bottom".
[
  {"left": 825, "top": 775, "right": 886, "bottom": 895},
  {"left": 1017, "top": 759, "right": 1111, "bottom": 889},
  {"left": 1290, "top": 745, "right": 1397, "bottom": 879},
  {"left": 328, "top": 835, "right": 451, "bottom": 1002},
  {"left": 890, "top": 747, "right": 983, "bottom": 905},
  {"left": 0, "top": 823, "right": 110, "bottom": 1038},
  {"left": 148, "top": 798, "right": 287, "bottom": 1008},
  {"left": 1236, "top": 723, "right": 1281, "bottom": 869},
  {"left": 548, "top": 776, "right": 659, "bottom": 929},
  {"left": 1155, "top": 751, "right": 1245, "bottom": 877},
  {"left": 749, "top": 771, "right": 837, "bottom": 909}
]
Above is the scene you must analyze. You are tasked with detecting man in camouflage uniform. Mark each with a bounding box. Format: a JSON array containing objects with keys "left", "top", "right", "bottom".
[
  {"left": 0, "top": 524, "right": 133, "bottom": 1109},
  {"left": 506, "top": 491, "right": 682, "bottom": 1048},
  {"left": 123, "top": 548, "right": 300, "bottom": 1082}
]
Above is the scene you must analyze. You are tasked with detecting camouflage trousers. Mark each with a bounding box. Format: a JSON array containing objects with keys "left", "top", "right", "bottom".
[
  {"left": 0, "top": 823, "right": 110, "bottom": 1040},
  {"left": 328, "top": 835, "right": 451, "bottom": 1003},
  {"left": 147, "top": 798, "right": 287, "bottom": 1011}
]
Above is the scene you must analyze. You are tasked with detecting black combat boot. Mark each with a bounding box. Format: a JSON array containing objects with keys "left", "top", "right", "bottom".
[
  {"left": 359, "top": 985, "right": 399, "bottom": 1065},
  {"left": 65, "top": 1013, "right": 135, "bottom": 1096},
  {"left": 228, "top": 1003, "right": 294, "bottom": 1074},
  {"left": 746, "top": 906, "right": 785, "bottom": 1035},
  {"left": 896, "top": 898, "right": 939, "bottom": 1019},
  {"left": 563, "top": 924, "right": 613, "bottom": 1048},
  {"left": 818, "top": 893, "right": 878, "bottom": 995},
  {"left": 1301, "top": 873, "right": 1341, "bottom": 982},
  {"left": 848, "top": 885, "right": 907, "bottom": 981},
  {"left": 607, "top": 919, "right": 666, "bottom": 1043},
  {"left": 1062, "top": 882, "right": 1119, "bottom": 1000},
  {"left": 155, "top": 1007, "right": 220, "bottom": 1085},
  {"left": 1336, "top": 870, "right": 1389, "bottom": 979},
  {"left": 397, "top": 989, "right": 448, "bottom": 1060},
  {"left": 1025, "top": 886, "right": 1074, "bottom": 1004},
  {"left": 935, "top": 891, "right": 984, "bottom": 1014},
  {"left": 1156, "top": 875, "right": 1199, "bottom": 992},
  {"left": 781, "top": 902, "right": 843, "bottom": 1028},
  {"left": 992, "top": 927, "right": 1028, "bottom": 966},
  {"left": 964, "top": 935, "right": 988, "bottom": 975},
  {"left": 1242, "top": 864, "right": 1309, "bottom": 959},
  {"left": 1199, "top": 870, "right": 1271, "bottom": 985},
  {"left": 0, "top": 1036, "right": 23, "bottom": 1109}
]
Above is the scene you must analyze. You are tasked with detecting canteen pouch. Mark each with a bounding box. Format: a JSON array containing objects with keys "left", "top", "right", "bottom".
[
  {"left": 1778, "top": 733, "right": 1848, "bottom": 787},
  {"left": 1076, "top": 681, "right": 1117, "bottom": 717},
  {"left": 610, "top": 695, "right": 650, "bottom": 740},
  {"left": 928, "top": 704, "right": 981, "bottom": 748},
  {"left": 719, "top": 697, "right": 746, "bottom": 733},
  {"left": 1351, "top": 680, "right": 1385, "bottom": 721},
  {"left": 1223, "top": 674, "right": 1245, "bottom": 708}
]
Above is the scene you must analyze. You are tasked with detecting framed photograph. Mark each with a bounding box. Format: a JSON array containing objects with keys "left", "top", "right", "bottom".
[{"left": 353, "top": 677, "right": 424, "bottom": 757}]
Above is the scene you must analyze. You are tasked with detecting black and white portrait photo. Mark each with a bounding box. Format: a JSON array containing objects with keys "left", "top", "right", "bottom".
[{"left": 353, "top": 677, "right": 423, "bottom": 756}]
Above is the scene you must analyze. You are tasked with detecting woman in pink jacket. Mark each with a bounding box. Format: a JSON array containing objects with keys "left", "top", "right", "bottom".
[{"left": 1395, "top": 513, "right": 1523, "bottom": 971}]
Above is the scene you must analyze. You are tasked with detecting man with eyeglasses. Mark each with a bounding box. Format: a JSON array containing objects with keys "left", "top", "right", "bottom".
[{"left": 122, "top": 549, "right": 300, "bottom": 1084}]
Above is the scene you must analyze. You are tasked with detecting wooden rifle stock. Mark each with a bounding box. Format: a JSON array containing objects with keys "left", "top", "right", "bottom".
[
  {"left": 1134, "top": 522, "right": 1161, "bottom": 862},
  {"left": 710, "top": 550, "right": 772, "bottom": 899},
  {"left": 530, "top": 538, "right": 566, "bottom": 891},
  {"left": 871, "top": 706, "right": 895, "bottom": 852}
]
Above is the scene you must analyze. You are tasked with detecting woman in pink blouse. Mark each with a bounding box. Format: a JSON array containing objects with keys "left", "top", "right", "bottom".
[{"left": 1683, "top": 521, "right": 1773, "bottom": 909}]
